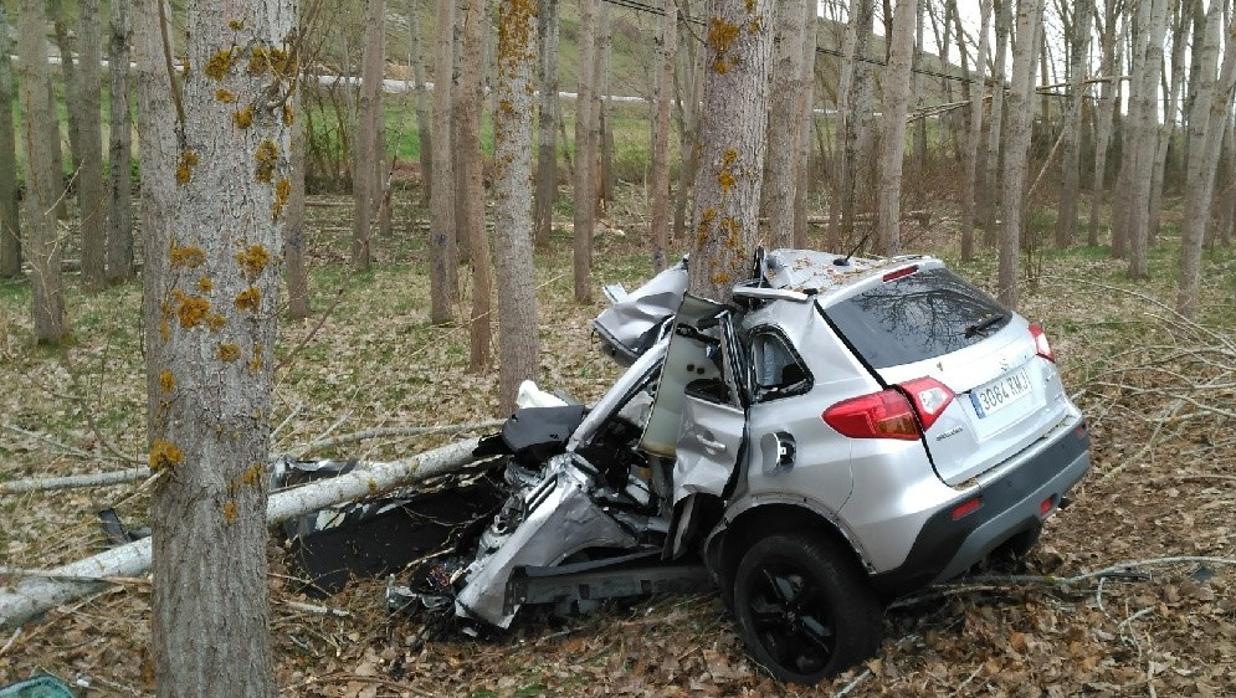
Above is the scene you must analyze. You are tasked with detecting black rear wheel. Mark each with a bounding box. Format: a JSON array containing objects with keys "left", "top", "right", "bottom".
[{"left": 732, "top": 533, "right": 882, "bottom": 685}]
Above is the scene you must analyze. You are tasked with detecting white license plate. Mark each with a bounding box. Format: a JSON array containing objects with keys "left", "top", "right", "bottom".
[{"left": 970, "top": 369, "right": 1032, "bottom": 418}]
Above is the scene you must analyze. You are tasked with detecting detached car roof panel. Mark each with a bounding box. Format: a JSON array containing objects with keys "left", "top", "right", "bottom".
[{"left": 757, "top": 249, "right": 929, "bottom": 297}]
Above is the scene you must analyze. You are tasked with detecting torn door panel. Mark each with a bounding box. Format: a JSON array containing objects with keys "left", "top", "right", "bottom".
[{"left": 593, "top": 258, "right": 687, "bottom": 364}]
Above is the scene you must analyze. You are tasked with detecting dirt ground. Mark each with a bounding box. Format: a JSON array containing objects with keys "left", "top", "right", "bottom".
[{"left": 1, "top": 191, "right": 1234, "bottom": 696}]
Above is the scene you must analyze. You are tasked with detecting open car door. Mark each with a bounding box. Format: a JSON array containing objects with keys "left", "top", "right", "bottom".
[{"left": 638, "top": 295, "right": 747, "bottom": 558}]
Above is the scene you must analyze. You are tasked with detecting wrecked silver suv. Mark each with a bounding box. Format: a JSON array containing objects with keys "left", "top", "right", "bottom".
[{"left": 323, "top": 249, "right": 1089, "bottom": 684}]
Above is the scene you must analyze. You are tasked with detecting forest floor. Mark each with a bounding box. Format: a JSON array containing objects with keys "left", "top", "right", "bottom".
[{"left": 1, "top": 189, "right": 1235, "bottom": 696}]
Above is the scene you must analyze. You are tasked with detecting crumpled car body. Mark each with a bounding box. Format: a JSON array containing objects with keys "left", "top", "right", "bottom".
[{"left": 396, "top": 249, "right": 1090, "bottom": 683}]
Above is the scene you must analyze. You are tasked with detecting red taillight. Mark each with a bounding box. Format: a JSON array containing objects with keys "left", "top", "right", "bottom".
[
  {"left": 882, "top": 265, "right": 919, "bottom": 282},
  {"left": 822, "top": 389, "right": 921, "bottom": 441},
  {"left": 952, "top": 497, "right": 983, "bottom": 521},
  {"left": 1039, "top": 496, "right": 1055, "bottom": 517},
  {"left": 1029, "top": 323, "right": 1054, "bottom": 362},
  {"left": 823, "top": 377, "right": 956, "bottom": 440},
  {"left": 898, "top": 377, "right": 955, "bottom": 431}
]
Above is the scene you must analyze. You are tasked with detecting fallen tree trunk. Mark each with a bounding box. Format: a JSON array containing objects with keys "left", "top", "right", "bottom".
[
  {"left": 0, "top": 467, "right": 151, "bottom": 494},
  {"left": 0, "top": 437, "right": 483, "bottom": 629}
]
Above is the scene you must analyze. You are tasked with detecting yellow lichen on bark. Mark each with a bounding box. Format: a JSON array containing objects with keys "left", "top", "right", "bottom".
[
  {"left": 170, "top": 244, "right": 206, "bottom": 269},
  {"left": 172, "top": 290, "right": 212, "bottom": 328},
  {"left": 255, "top": 140, "right": 279, "bottom": 183},
  {"left": 206, "top": 313, "right": 227, "bottom": 331},
  {"left": 159, "top": 369, "right": 176, "bottom": 393},
  {"left": 149, "top": 438, "right": 183, "bottom": 471},
  {"left": 198, "top": 276, "right": 214, "bottom": 293},
  {"left": 204, "top": 48, "right": 235, "bottom": 80},
  {"left": 234, "top": 286, "right": 262, "bottom": 313},
  {"left": 175, "top": 150, "right": 200, "bottom": 185},
  {"left": 233, "top": 105, "right": 254, "bottom": 129},
  {"left": 217, "top": 343, "right": 240, "bottom": 362},
  {"left": 248, "top": 345, "right": 264, "bottom": 373},
  {"left": 222, "top": 500, "right": 238, "bottom": 524},
  {"left": 236, "top": 244, "right": 270, "bottom": 277},
  {"left": 216, "top": 89, "right": 236, "bottom": 103},
  {"left": 272, "top": 179, "right": 291, "bottom": 221},
  {"left": 247, "top": 46, "right": 270, "bottom": 75},
  {"left": 282, "top": 104, "right": 294, "bottom": 126},
  {"left": 228, "top": 19, "right": 244, "bottom": 31}
]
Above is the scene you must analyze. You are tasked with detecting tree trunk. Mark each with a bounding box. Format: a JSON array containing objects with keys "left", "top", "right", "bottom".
[
  {"left": 761, "top": 0, "right": 808, "bottom": 249},
  {"left": 960, "top": 0, "right": 990, "bottom": 261},
  {"left": 829, "top": 0, "right": 876, "bottom": 250},
  {"left": 687, "top": 0, "right": 774, "bottom": 302},
  {"left": 650, "top": 0, "right": 677, "bottom": 271},
  {"left": 982, "top": 0, "right": 1011, "bottom": 246},
  {"left": 997, "top": 0, "right": 1045, "bottom": 309},
  {"left": 0, "top": 6, "right": 20, "bottom": 279},
  {"left": 286, "top": 90, "right": 310, "bottom": 320},
  {"left": 134, "top": 0, "right": 178, "bottom": 445},
  {"left": 493, "top": 0, "right": 542, "bottom": 413},
  {"left": 49, "top": 0, "right": 84, "bottom": 173},
  {"left": 1088, "top": 0, "right": 1123, "bottom": 246},
  {"left": 573, "top": 0, "right": 598, "bottom": 302},
  {"left": 430, "top": 0, "right": 457, "bottom": 322},
  {"left": 77, "top": 0, "right": 108, "bottom": 290},
  {"left": 672, "top": 2, "right": 704, "bottom": 243},
  {"left": 1054, "top": 0, "right": 1092, "bottom": 248},
  {"left": 874, "top": 0, "right": 919, "bottom": 257},
  {"left": 352, "top": 0, "right": 384, "bottom": 272},
  {"left": 408, "top": 0, "right": 434, "bottom": 205},
  {"left": 1176, "top": 4, "right": 1235, "bottom": 317},
  {"left": 1149, "top": 3, "right": 1188, "bottom": 244},
  {"left": 1112, "top": 0, "right": 1150, "bottom": 260},
  {"left": 596, "top": 6, "right": 614, "bottom": 211},
  {"left": 105, "top": 0, "right": 134, "bottom": 284},
  {"left": 1125, "top": 0, "right": 1169, "bottom": 279},
  {"left": 911, "top": 0, "right": 926, "bottom": 212},
  {"left": 458, "top": 0, "right": 493, "bottom": 371},
  {"left": 534, "top": 0, "right": 561, "bottom": 249},
  {"left": 16, "top": 0, "right": 68, "bottom": 343},
  {"left": 148, "top": 0, "right": 294, "bottom": 693},
  {"left": 791, "top": 1, "right": 817, "bottom": 249}
]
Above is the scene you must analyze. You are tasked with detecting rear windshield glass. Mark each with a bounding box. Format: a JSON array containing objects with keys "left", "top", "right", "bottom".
[{"left": 823, "top": 267, "right": 1009, "bottom": 369}]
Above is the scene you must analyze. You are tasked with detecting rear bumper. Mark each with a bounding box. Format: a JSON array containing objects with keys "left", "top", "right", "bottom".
[{"left": 870, "top": 420, "right": 1090, "bottom": 596}]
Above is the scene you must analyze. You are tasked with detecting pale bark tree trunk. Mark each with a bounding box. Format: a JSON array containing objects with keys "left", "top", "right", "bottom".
[
  {"left": 997, "top": 0, "right": 1045, "bottom": 309},
  {"left": 409, "top": 0, "right": 434, "bottom": 205},
  {"left": 134, "top": 0, "right": 178, "bottom": 444},
  {"left": 875, "top": 0, "right": 920, "bottom": 257},
  {"left": 430, "top": 0, "right": 457, "bottom": 322},
  {"left": 982, "top": 0, "right": 1011, "bottom": 246},
  {"left": 352, "top": 0, "right": 384, "bottom": 272},
  {"left": 672, "top": 3, "right": 704, "bottom": 243},
  {"left": 1125, "top": 0, "right": 1169, "bottom": 279},
  {"left": 792, "top": 1, "right": 817, "bottom": 249},
  {"left": 458, "top": 0, "right": 493, "bottom": 371},
  {"left": 1088, "top": 0, "right": 1123, "bottom": 246},
  {"left": 493, "top": 0, "right": 542, "bottom": 413},
  {"left": 534, "top": 0, "right": 561, "bottom": 249},
  {"left": 829, "top": 0, "right": 876, "bottom": 249},
  {"left": 1112, "top": 0, "right": 1150, "bottom": 260},
  {"left": 1177, "top": 4, "right": 1235, "bottom": 317},
  {"left": 1053, "top": 0, "right": 1092, "bottom": 248},
  {"left": 77, "top": 0, "right": 108, "bottom": 290},
  {"left": 1149, "top": 3, "right": 1187, "bottom": 244},
  {"left": 573, "top": 0, "right": 598, "bottom": 302},
  {"left": 761, "top": 0, "right": 809, "bottom": 248},
  {"left": 650, "top": 0, "right": 677, "bottom": 271},
  {"left": 286, "top": 91, "right": 310, "bottom": 320},
  {"left": 687, "top": 0, "right": 774, "bottom": 302},
  {"left": 596, "top": 6, "right": 614, "bottom": 211},
  {"left": 0, "top": 6, "right": 20, "bottom": 279},
  {"left": 1180, "top": 0, "right": 1206, "bottom": 186},
  {"left": 49, "top": 0, "right": 84, "bottom": 174},
  {"left": 16, "top": 0, "right": 68, "bottom": 343},
  {"left": 106, "top": 0, "right": 134, "bottom": 284},
  {"left": 911, "top": 0, "right": 926, "bottom": 212},
  {"left": 960, "top": 0, "right": 990, "bottom": 261},
  {"left": 149, "top": 0, "right": 294, "bottom": 693}
]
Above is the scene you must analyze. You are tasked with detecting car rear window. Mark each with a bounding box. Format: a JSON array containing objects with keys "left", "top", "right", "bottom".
[{"left": 823, "top": 267, "right": 1010, "bottom": 369}]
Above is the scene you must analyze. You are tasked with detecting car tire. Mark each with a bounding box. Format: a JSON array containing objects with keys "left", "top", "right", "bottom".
[{"left": 731, "top": 533, "right": 882, "bottom": 685}]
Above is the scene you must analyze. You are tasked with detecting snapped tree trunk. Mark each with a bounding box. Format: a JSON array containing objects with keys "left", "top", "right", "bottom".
[
  {"left": 997, "top": 0, "right": 1045, "bottom": 309},
  {"left": 829, "top": 0, "right": 876, "bottom": 250},
  {"left": 534, "top": 0, "right": 561, "bottom": 249},
  {"left": 0, "top": 6, "right": 20, "bottom": 279},
  {"left": 960, "top": 0, "right": 991, "bottom": 261},
  {"left": 573, "top": 0, "right": 599, "bottom": 302},
  {"left": 148, "top": 0, "right": 295, "bottom": 693},
  {"left": 430, "top": 0, "right": 458, "bottom": 322},
  {"left": 16, "top": 0, "right": 68, "bottom": 344},
  {"left": 650, "top": 0, "right": 677, "bottom": 271},
  {"left": 458, "top": 0, "right": 493, "bottom": 371},
  {"left": 982, "top": 0, "right": 1011, "bottom": 246},
  {"left": 874, "top": 0, "right": 919, "bottom": 257},
  {"left": 408, "top": 0, "right": 434, "bottom": 205},
  {"left": 77, "top": 0, "right": 108, "bottom": 290},
  {"left": 105, "top": 0, "right": 134, "bottom": 284},
  {"left": 791, "top": 0, "right": 817, "bottom": 249},
  {"left": 1125, "top": 0, "right": 1169, "bottom": 279},
  {"left": 286, "top": 89, "right": 310, "bottom": 320},
  {"left": 1176, "top": 4, "right": 1235, "bottom": 317},
  {"left": 352, "top": 0, "right": 385, "bottom": 272},
  {"left": 1088, "top": 0, "right": 1123, "bottom": 246},
  {"left": 1053, "top": 0, "right": 1092, "bottom": 248},
  {"left": 493, "top": 0, "right": 542, "bottom": 412},
  {"left": 686, "top": 0, "right": 774, "bottom": 302},
  {"left": 134, "top": 0, "right": 178, "bottom": 445},
  {"left": 761, "top": 0, "right": 808, "bottom": 249}
]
